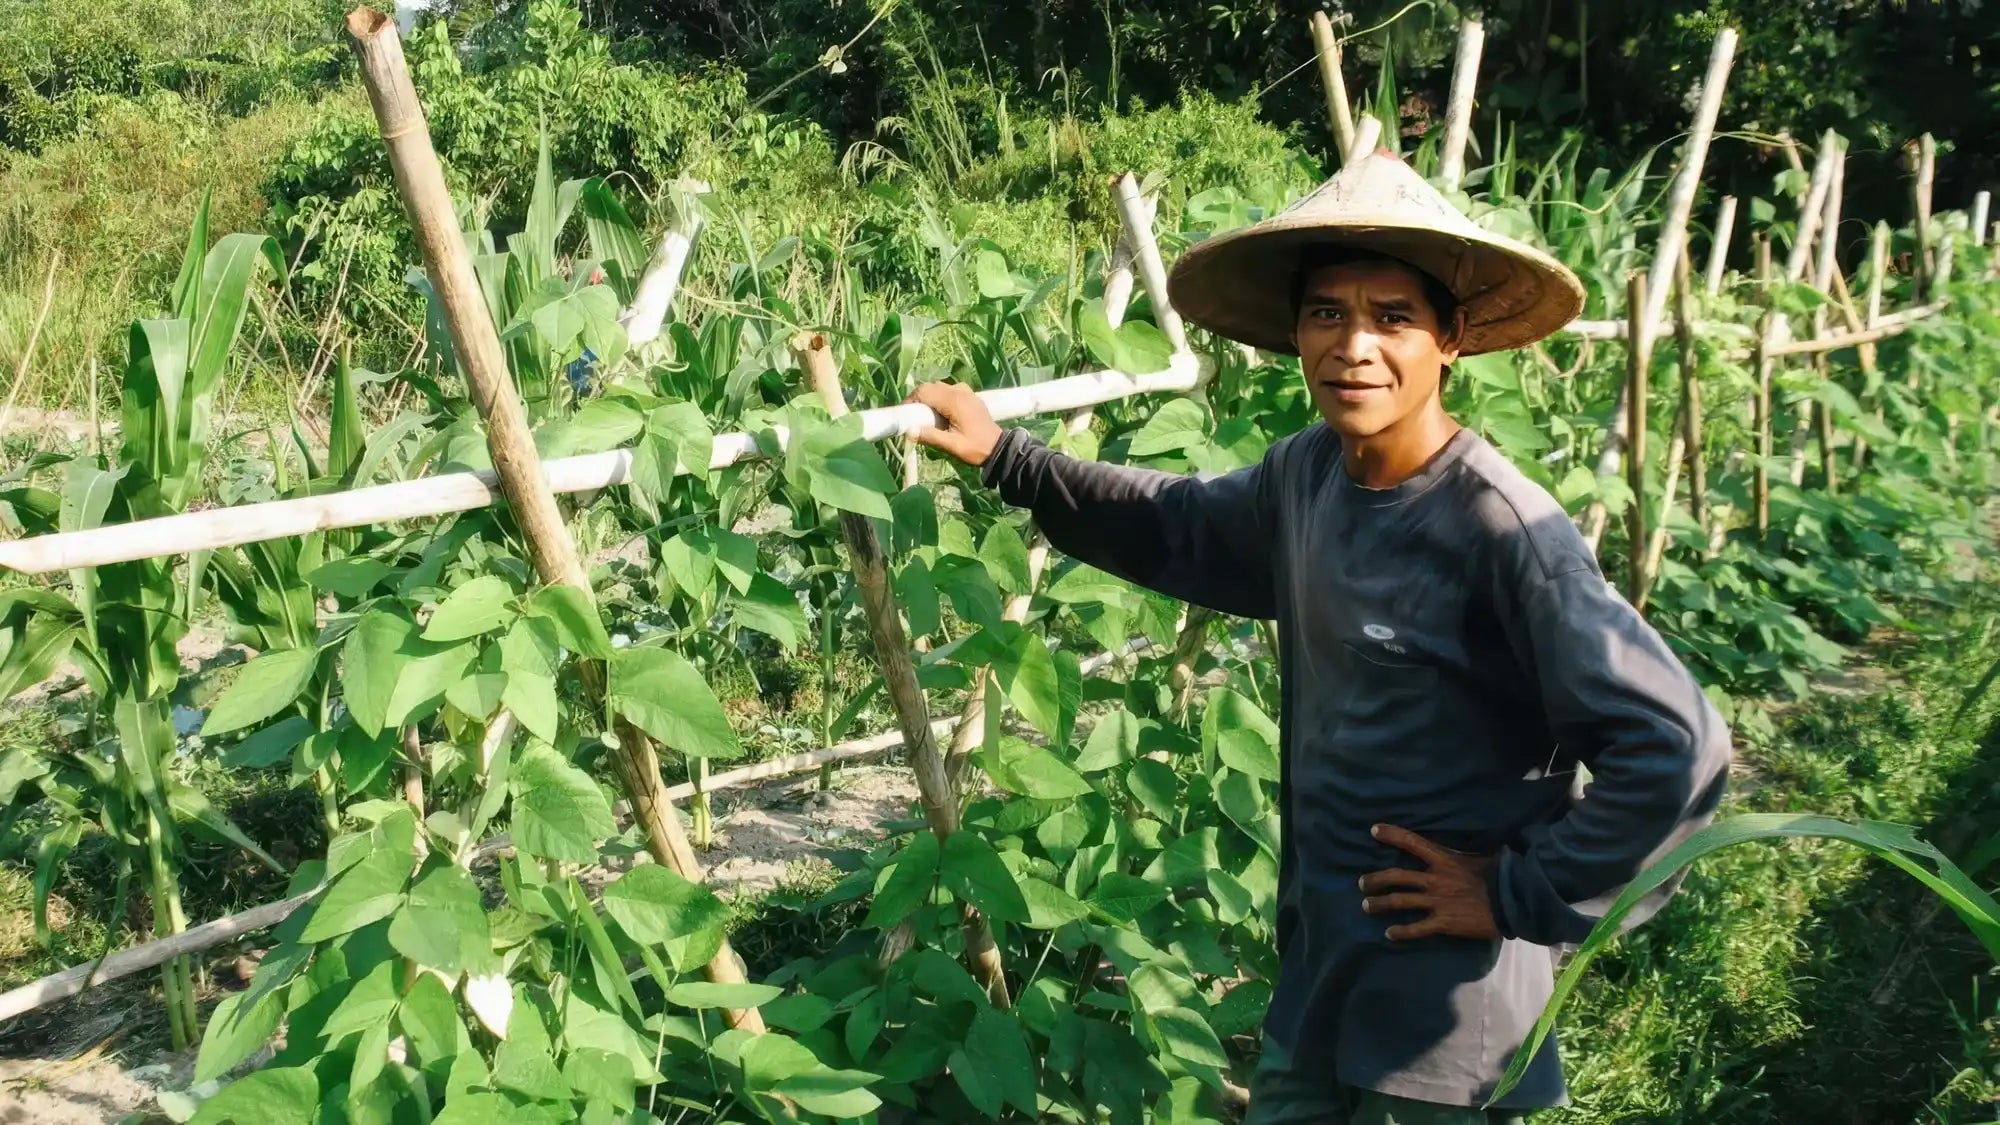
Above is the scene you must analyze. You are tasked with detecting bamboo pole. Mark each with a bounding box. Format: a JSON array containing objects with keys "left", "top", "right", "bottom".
[
  {"left": 1784, "top": 132, "right": 1839, "bottom": 285},
  {"left": 1346, "top": 114, "right": 1384, "bottom": 166},
  {"left": 1309, "top": 11, "right": 1357, "bottom": 159},
  {"left": 0, "top": 354, "right": 1204, "bottom": 576},
  {"left": 1675, "top": 253, "right": 1707, "bottom": 555},
  {"left": 1973, "top": 191, "right": 1992, "bottom": 248},
  {"left": 1914, "top": 133, "right": 1937, "bottom": 299},
  {"left": 345, "top": 6, "right": 764, "bottom": 1033},
  {"left": 1753, "top": 237, "right": 1775, "bottom": 540},
  {"left": 1112, "top": 174, "right": 1189, "bottom": 354},
  {"left": 619, "top": 180, "right": 709, "bottom": 348},
  {"left": 1623, "top": 273, "right": 1649, "bottom": 601},
  {"left": 1790, "top": 140, "right": 1845, "bottom": 488},
  {"left": 1437, "top": 19, "right": 1485, "bottom": 191},
  {"left": 792, "top": 332, "right": 1011, "bottom": 1007},
  {"left": 1579, "top": 29, "right": 1735, "bottom": 552},
  {"left": 1703, "top": 196, "right": 1737, "bottom": 296}
]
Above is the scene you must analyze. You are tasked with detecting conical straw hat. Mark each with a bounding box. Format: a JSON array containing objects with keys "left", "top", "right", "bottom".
[{"left": 1167, "top": 149, "right": 1585, "bottom": 356}]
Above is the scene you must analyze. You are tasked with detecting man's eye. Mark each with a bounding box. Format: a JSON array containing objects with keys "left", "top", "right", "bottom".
[
  {"left": 1380, "top": 313, "right": 1410, "bottom": 325},
  {"left": 1312, "top": 308, "right": 1342, "bottom": 321}
]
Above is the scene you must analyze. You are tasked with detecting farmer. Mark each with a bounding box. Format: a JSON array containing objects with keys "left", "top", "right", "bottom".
[{"left": 908, "top": 150, "right": 1732, "bottom": 1123}]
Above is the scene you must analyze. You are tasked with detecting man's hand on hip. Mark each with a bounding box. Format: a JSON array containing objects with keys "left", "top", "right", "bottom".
[
  {"left": 1360, "top": 823, "right": 1501, "bottom": 942},
  {"left": 906, "top": 381, "right": 1003, "bottom": 467}
]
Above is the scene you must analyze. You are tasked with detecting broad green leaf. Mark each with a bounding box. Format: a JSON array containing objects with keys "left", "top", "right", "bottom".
[
  {"left": 666, "top": 981, "right": 783, "bottom": 1009},
  {"left": 508, "top": 742, "right": 617, "bottom": 862},
  {"left": 423, "top": 575, "right": 517, "bottom": 641},
  {"left": 1152, "top": 1007, "right": 1229, "bottom": 1068},
  {"left": 942, "top": 831, "right": 1029, "bottom": 923},
  {"left": 951, "top": 1008, "right": 1037, "bottom": 1117},
  {"left": 1126, "top": 758, "right": 1180, "bottom": 822},
  {"left": 602, "top": 863, "right": 730, "bottom": 971},
  {"left": 1207, "top": 868, "right": 1253, "bottom": 924},
  {"left": 396, "top": 972, "right": 467, "bottom": 1065},
  {"left": 1006, "top": 632, "right": 1063, "bottom": 742},
  {"left": 321, "top": 960, "right": 402, "bottom": 1040},
  {"left": 221, "top": 715, "right": 315, "bottom": 768},
  {"left": 188, "top": 1065, "right": 318, "bottom": 1125},
  {"left": 1203, "top": 687, "right": 1279, "bottom": 764},
  {"left": 1076, "top": 712, "right": 1143, "bottom": 772},
  {"left": 762, "top": 993, "right": 837, "bottom": 1033},
  {"left": 865, "top": 830, "right": 940, "bottom": 929},
  {"left": 631, "top": 402, "right": 716, "bottom": 501},
  {"left": 195, "top": 987, "right": 284, "bottom": 1083},
  {"left": 1217, "top": 728, "right": 1280, "bottom": 782},
  {"left": 526, "top": 585, "right": 614, "bottom": 660},
  {"left": 978, "top": 521, "right": 1033, "bottom": 595},
  {"left": 389, "top": 862, "right": 490, "bottom": 973},
  {"left": 609, "top": 646, "right": 743, "bottom": 759},
  {"left": 299, "top": 844, "right": 410, "bottom": 943},
  {"left": 202, "top": 648, "right": 319, "bottom": 736},
  {"left": 342, "top": 606, "right": 473, "bottom": 737},
  {"left": 896, "top": 557, "right": 942, "bottom": 637},
  {"left": 796, "top": 417, "right": 898, "bottom": 519},
  {"left": 1147, "top": 828, "right": 1222, "bottom": 889},
  {"left": 773, "top": 1068, "right": 884, "bottom": 1117},
  {"left": 1090, "top": 872, "right": 1168, "bottom": 924},
  {"left": 1494, "top": 813, "right": 2000, "bottom": 1102},
  {"left": 729, "top": 574, "right": 808, "bottom": 651},
  {"left": 309, "top": 558, "right": 396, "bottom": 598},
  {"left": 533, "top": 391, "right": 642, "bottom": 459},
  {"left": 1211, "top": 979, "right": 1273, "bottom": 1038},
  {"left": 1019, "top": 877, "right": 1093, "bottom": 930},
  {"left": 1079, "top": 300, "right": 1173, "bottom": 374},
  {"left": 973, "top": 250, "right": 1023, "bottom": 298},
  {"left": 982, "top": 736, "right": 1091, "bottom": 799},
  {"left": 1044, "top": 564, "right": 1135, "bottom": 608},
  {"left": 1128, "top": 399, "right": 1209, "bottom": 457}
]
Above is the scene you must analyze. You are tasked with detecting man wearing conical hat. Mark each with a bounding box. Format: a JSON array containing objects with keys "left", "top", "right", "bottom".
[{"left": 912, "top": 151, "right": 1731, "bottom": 1122}]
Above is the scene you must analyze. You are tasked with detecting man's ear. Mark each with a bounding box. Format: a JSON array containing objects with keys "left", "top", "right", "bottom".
[{"left": 1438, "top": 308, "right": 1469, "bottom": 364}]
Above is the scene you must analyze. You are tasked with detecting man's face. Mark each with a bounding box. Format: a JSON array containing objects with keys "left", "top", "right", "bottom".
[{"left": 1292, "top": 259, "right": 1464, "bottom": 439}]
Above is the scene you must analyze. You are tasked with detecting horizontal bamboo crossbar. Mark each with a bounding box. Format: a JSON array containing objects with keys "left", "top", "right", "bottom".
[{"left": 0, "top": 356, "right": 1205, "bottom": 576}]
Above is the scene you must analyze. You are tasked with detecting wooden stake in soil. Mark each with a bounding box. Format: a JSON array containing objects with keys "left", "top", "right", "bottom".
[
  {"left": 1623, "top": 272, "right": 1649, "bottom": 603},
  {"left": 344, "top": 6, "right": 765, "bottom": 1033},
  {"left": 1675, "top": 253, "right": 1708, "bottom": 558},
  {"left": 1437, "top": 19, "right": 1485, "bottom": 191},
  {"left": 1703, "top": 196, "right": 1737, "bottom": 296},
  {"left": 1579, "top": 29, "right": 1735, "bottom": 552},
  {"left": 1913, "top": 133, "right": 1937, "bottom": 299},
  {"left": 1112, "top": 173, "right": 1189, "bottom": 354},
  {"left": 1309, "top": 11, "right": 1357, "bottom": 160},
  {"left": 1752, "top": 237, "right": 1775, "bottom": 541},
  {"left": 791, "top": 331, "right": 1012, "bottom": 1008}
]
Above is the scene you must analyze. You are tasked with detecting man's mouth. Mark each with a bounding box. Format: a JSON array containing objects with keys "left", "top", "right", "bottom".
[{"left": 1318, "top": 378, "right": 1391, "bottom": 401}]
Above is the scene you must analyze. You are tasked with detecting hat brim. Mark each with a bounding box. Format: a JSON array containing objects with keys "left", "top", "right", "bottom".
[{"left": 1166, "top": 218, "right": 1586, "bottom": 357}]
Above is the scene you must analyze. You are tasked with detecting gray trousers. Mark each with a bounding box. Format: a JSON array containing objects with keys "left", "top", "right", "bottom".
[{"left": 1244, "top": 1043, "right": 1529, "bottom": 1125}]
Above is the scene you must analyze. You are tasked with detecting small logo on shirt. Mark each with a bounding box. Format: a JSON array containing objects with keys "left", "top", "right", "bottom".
[{"left": 1362, "top": 624, "right": 1396, "bottom": 641}]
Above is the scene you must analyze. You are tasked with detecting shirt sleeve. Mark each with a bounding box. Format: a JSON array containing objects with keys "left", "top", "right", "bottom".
[
  {"left": 978, "top": 427, "right": 1282, "bottom": 620},
  {"left": 1487, "top": 562, "right": 1734, "bottom": 947}
]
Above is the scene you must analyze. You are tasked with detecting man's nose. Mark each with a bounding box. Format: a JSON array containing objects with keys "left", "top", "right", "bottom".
[{"left": 1334, "top": 326, "right": 1381, "bottom": 366}]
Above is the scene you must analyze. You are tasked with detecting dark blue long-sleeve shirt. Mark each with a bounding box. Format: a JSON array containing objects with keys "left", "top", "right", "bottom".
[{"left": 981, "top": 421, "right": 1731, "bottom": 1108}]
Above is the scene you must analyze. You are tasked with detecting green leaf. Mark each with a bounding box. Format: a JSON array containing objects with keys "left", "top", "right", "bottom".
[
  {"left": 1089, "top": 872, "right": 1167, "bottom": 924},
  {"left": 729, "top": 573, "right": 808, "bottom": 651},
  {"left": 1128, "top": 399, "right": 1209, "bottom": 457},
  {"left": 1147, "top": 828, "right": 1222, "bottom": 889},
  {"left": 609, "top": 646, "right": 743, "bottom": 759},
  {"left": 195, "top": 987, "right": 284, "bottom": 1083},
  {"left": 1126, "top": 758, "right": 1179, "bottom": 822},
  {"left": 973, "top": 250, "right": 1023, "bottom": 299},
  {"left": 221, "top": 715, "right": 315, "bottom": 768},
  {"left": 982, "top": 736, "right": 1091, "bottom": 799},
  {"left": 1076, "top": 712, "right": 1142, "bottom": 772},
  {"left": 978, "top": 521, "right": 1033, "bottom": 595},
  {"left": 508, "top": 742, "right": 617, "bottom": 862},
  {"left": 533, "top": 391, "right": 642, "bottom": 459},
  {"left": 1207, "top": 868, "right": 1253, "bottom": 925},
  {"left": 299, "top": 844, "right": 409, "bottom": 943},
  {"left": 309, "top": 558, "right": 396, "bottom": 598},
  {"left": 666, "top": 981, "right": 783, "bottom": 1009},
  {"left": 896, "top": 558, "right": 942, "bottom": 637},
  {"left": 1079, "top": 300, "right": 1173, "bottom": 374},
  {"left": 423, "top": 575, "right": 517, "bottom": 641},
  {"left": 1152, "top": 1007, "right": 1229, "bottom": 1068},
  {"left": 762, "top": 993, "right": 836, "bottom": 1033},
  {"left": 797, "top": 416, "right": 899, "bottom": 519},
  {"left": 397, "top": 971, "right": 468, "bottom": 1065},
  {"left": 526, "top": 585, "right": 614, "bottom": 660},
  {"left": 389, "top": 862, "right": 490, "bottom": 974},
  {"left": 1006, "top": 632, "right": 1063, "bottom": 742},
  {"left": 602, "top": 863, "right": 730, "bottom": 972},
  {"left": 952, "top": 1008, "right": 1037, "bottom": 1118},
  {"left": 1216, "top": 728, "right": 1279, "bottom": 782},
  {"left": 773, "top": 1069, "right": 885, "bottom": 1117},
  {"left": 1493, "top": 813, "right": 2000, "bottom": 1102},
  {"left": 1019, "top": 877, "right": 1093, "bottom": 930},
  {"left": 865, "top": 830, "right": 940, "bottom": 929},
  {"left": 1044, "top": 565, "right": 1135, "bottom": 608},
  {"left": 1202, "top": 688, "right": 1279, "bottom": 766},
  {"left": 942, "top": 831, "right": 1029, "bottom": 923},
  {"left": 322, "top": 960, "right": 402, "bottom": 1040},
  {"left": 188, "top": 1065, "right": 318, "bottom": 1125},
  {"left": 342, "top": 606, "right": 474, "bottom": 737},
  {"left": 201, "top": 648, "right": 319, "bottom": 737}
]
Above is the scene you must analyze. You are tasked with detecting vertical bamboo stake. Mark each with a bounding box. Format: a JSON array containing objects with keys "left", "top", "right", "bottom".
[
  {"left": 1624, "top": 273, "right": 1648, "bottom": 602},
  {"left": 1753, "top": 238, "right": 1775, "bottom": 541},
  {"left": 1346, "top": 115, "right": 1385, "bottom": 166},
  {"left": 1914, "top": 133, "right": 1936, "bottom": 299},
  {"left": 1866, "top": 222, "right": 1889, "bottom": 327},
  {"left": 620, "top": 179, "right": 709, "bottom": 348},
  {"left": 1784, "top": 132, "right": 1839, "bottom": 284},
  {"left": 1437, "top": 19, "right": 1485, "bottom": 191},
  {"left": 1790, "top": 140, "right": 1844, "bottom": 488},
  {"left": 1113, "top": 174, "right": 1188, "bottom": 354},
  {"left": 1103, "top": 190, "right": 1157, "bottom": 329},
  {"left": 1676, "top": 253, "right": 1707, "bottom": 554},
  {"left": 1309, "top": 11, "right": 1357, "bottom": 159},
  {"left": 1580, "top": 29, "right": 1735, "bottom": 552},
  {"left": 1972, "top": 191, "right": 1992, "bottom": 248},
  {"left": 792, "top": 332, "right": 1011, "bottom": 1008},
  {"left": 1703, "top": 196, "right": 1737, "bottom": 296},
  {"left": 345, "top": 7, "right": 765, "bottom": 1033}
]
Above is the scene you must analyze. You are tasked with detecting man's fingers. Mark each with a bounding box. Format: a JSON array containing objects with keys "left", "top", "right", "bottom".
[
  {"left": 1357, "top": 868, "right": 1431, "bottom": 894},
  {"left": 1384, "top": 917, "right": 1446, "bottom": 942},
  {"left": 1371, "top": 823, "right": 1445, "bottom": 864},
  {"left": 1361, "top": 892, "right": 1430, "bottom": 915},
  {"left": 912, "top": 425, "right": 976, "bottom": 461}
]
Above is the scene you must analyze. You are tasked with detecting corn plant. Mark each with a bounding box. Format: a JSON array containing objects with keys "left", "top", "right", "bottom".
[{"left": 0, "top": 194, "right": 285, "bottom": 1048}]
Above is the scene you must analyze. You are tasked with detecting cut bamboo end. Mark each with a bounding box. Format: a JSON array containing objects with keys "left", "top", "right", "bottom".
[{"left": 1437, "top": 19, "right": 1485, "bottom": 191}]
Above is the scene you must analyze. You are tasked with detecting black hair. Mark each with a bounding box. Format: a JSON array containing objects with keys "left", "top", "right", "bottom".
[{"left": 1289, "top": 244, "right": 1463, "bottom": 390}]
